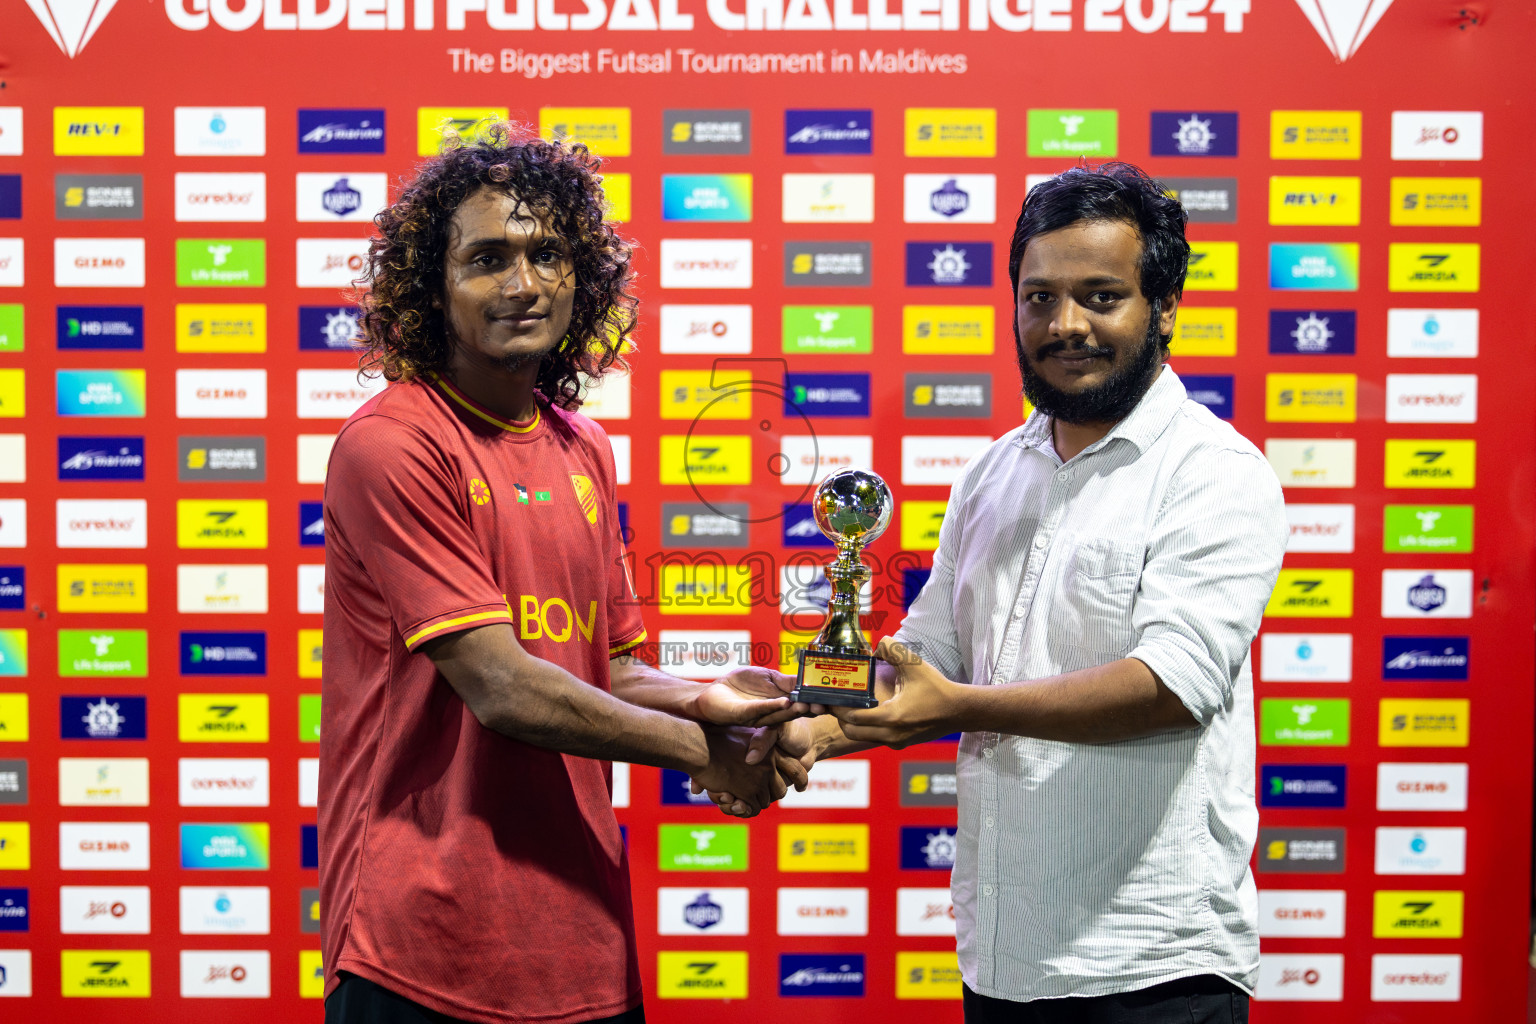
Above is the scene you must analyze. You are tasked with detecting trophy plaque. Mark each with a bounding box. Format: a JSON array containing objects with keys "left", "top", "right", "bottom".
[{"left": 790, "top": 468, "right": 893, "bottom": 709}]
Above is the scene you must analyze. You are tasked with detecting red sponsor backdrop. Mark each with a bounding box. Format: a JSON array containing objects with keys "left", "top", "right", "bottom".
[{"left": 2, "top": 0, "right": 1534, "bottom": 1018}]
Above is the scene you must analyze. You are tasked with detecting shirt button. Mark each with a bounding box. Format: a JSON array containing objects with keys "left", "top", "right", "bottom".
[
  {"left": 1033, "top": 534, "right": 1047, "bottom": 548},
  {"left": 1055, "top": 471, "right": 1069, "bottom": 482},
  {"left": 985, "top": 816, "right": 995, "bottom": 828},
  {"left": 982, "top": 884, "right": 994, "bottom": 897},
  {"left": 983, "top": 747, "right": 995, "bottom": 759}
]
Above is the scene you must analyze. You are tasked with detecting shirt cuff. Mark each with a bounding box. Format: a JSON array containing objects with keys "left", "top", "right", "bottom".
[
  {"left": 402, "top": 603, "right": 515, "bottom": 651},
  {"left": 1128, "top": 634, "right": 1226, "bottom": 727}
]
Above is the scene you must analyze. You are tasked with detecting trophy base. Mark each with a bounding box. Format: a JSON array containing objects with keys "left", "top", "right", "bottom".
[{"left": 791, "top": 649, "right": 878, "bottom": 710}]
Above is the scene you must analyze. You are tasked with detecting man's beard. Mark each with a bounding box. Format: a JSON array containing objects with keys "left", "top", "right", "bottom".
[
  {"left": 495, "top": 350, "right": 545, "bottom": 374},
  {"left": 1016, "top": 307, "right": 1165, "bottom": 425}
]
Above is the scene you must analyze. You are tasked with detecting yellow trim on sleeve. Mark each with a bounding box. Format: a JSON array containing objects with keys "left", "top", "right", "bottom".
[
  {"left": 405, "top": 610, "right": 513, "bottom": 648},
  {"left": 609, "top": 629, "right": 647, "bottom": 655}
]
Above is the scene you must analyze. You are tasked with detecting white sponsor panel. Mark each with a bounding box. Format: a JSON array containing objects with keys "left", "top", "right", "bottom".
[
  {"left": 1391, "top": 111, "right": 1482, "bottom": 161},
  {"left": 177, "top": 564, "right": 269, "bottom": 614},
  {"left": 1257, "top": 889, "right": 1345, "bottom": 938},
  {"left": 1259, "top": 634, "right": 1353, "bottom": 683},
  {"left": 1284, "top": 504, "right": 1355, "bottom": 554},
  {"left": 901, "top": 435, "right": 991, "bottom": 487},
  {"left": 1256, "top": 954, "right": 1344, "bottom": 1001},
  {"left": 298, "top": 758, "right": 319, "bottom": 807},
  {"left": 179, "top": 758, "right": 271, "bottom": 808},
  {"left": 297, "top": 368, "right": 383, "bottom": 419},
  {"left": 177, "top": 369, "right": 268, "bottom": 419},
  {"left": 780, "top": 435, "right": 873, "bottom": 484},
  {"left": 1265, "top": 439, "right": 1356, "bottom": 489},
  {"left": 580, "top": 374, "right": 630, "bottom": 420},
  {"left": 297, "top": 434, "right": 335, "bottom": 484},
  {"left": 295, "top": 173, "right": 389, "bottom": 223},
  {"left": 54, "top": 238, "right": 145, "bottom": 287},
  {"left": 1387, "top": 308, "right": 1477, "bottom": 358},
  {"left": 179, "top": 886, "right": 271, "bottom": 935},
  {"left": 174, "top": 172, "right": 268, "bottom": 222},
  {"left": 1384, "top": 375, "right": 1477, "bottom": 424},
  {"left": 776, "top": 887, "right": 869, "bottom": 936},
  {"left": 782, "top": 174, "right": 874, "bottom": 223},
  {"left": 56, "top": 499, "right": 148, "bottom": 549},
  {"left": 658, "top": 887, "right": 749, "bottom": 936},
  {"left": 180, "top": 950, "right": 272, "bottom": 998},
  {"left": 609, "top": 434, "right": 631, "bottom": 485},
  {"left": 0, "top": 500, "right": 25, "bottom": 548},
  {"left": 296, "top": 238, "right": 372, "bottom": 289},
  {"left": 896, "top": 887, "right": 956, "bottom": 936},
  {"left": 659, "top": 239, "right": 752, "bottom": 289},
  {"left": 1374, "top": 827, "right": 1466, "bottom": 875},
  {"left": 655, "top": 630, "right": 751, "bottom": 681},
  {"left": 0, "top": 108, "right": 21, "bottom": 156},
  {"left": 59, "top": 821, "right": 150, "bottom": 870},
  {"left": 59, "top": 886, "right": 151, "bottom": 934},
  {"left": 0, "top": 239, "right": 22, "bottom": 287},
  {"left": 0, "top": 950, "right": 32, "bottom": 996},
  {"left": 58, "top": 758, "right": 151, "bottom": 806},
  {"left": 1371, "top": 954, "right": 1462, "bottom": 1002},
  {"left": 610, "top": 761, "right": 630, "bottom": 808},
  {"left": 298, "top": 564, "right": 325, "bottom": 615},
  {"left": 778, "top": 759, "right": 870, "bottom": 809},
  {"left": 0, "top": 436, "right": 22, "bottom": 483},
  {"left": 659, "top": 304, "right": 753, "bottom": 354},
  {"left": 903, "top": 174, "right": 997, "bottom": 224},
  {"left": 175, "top": 107, "right": 267, "bottom": 156},
  {"left": 1377, "top": 762, "right": 1469, "bottom": 811},
  {"left": 1381, "top": 569, "right": 1472, "bottom": 618}
]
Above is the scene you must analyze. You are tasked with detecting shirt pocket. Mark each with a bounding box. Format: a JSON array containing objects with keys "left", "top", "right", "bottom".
[{"left": 1049, "top": 539, "right": 1143, "bottom": 659}]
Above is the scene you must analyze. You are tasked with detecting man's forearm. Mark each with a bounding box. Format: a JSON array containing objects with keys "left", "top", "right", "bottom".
[
  {"left": 951, "top": 657, "right": 1197, "bottom": 743},
  {"left": 608, "top": 654, "right": 708, "bottom": 718}
]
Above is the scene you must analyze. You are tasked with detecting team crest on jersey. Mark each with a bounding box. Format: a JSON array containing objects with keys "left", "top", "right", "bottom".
[
  {"left": 571, "top": 475, "right": 598, "bottom": 526},
  {"left": 468, "top": 478, "right": 491, "bottom": 506}
]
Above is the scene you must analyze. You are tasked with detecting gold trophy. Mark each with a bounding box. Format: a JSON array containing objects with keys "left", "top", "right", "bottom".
[{"left": 790, "top": 468, "right": 893, "bottom": 709}]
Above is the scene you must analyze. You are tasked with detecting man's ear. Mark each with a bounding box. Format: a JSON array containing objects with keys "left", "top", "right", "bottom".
[{"left": 1157, "top": 292, "right": 1179, "bottom": 338}]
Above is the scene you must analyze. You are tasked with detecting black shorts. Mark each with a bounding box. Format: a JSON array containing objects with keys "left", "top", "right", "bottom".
[
  {"left": 325, "top": 972, "right": 646, "bottom": 1024},
  {"left": 963, "top": 975, "right": 1249, "bottom": 1024}
]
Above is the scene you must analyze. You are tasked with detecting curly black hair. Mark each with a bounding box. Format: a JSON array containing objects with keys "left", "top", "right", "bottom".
[{"left": 356, "top": 120, "right": 635, "bottom": 409}]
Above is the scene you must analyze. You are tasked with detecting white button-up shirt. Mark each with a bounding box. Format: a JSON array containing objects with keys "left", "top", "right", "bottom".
[{"left": 895, "top": 367, "right": 1287, "bottom": 1000}]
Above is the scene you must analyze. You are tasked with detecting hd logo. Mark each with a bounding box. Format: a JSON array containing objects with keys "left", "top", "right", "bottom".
[{"left": 1265, "top": 570, "right": 1353, "bottom": 618}]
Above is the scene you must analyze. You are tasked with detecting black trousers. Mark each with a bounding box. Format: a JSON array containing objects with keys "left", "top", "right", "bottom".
[
  {"left": 963, "top": 975, "right": 1249, "bottom": 1024},
  {"left": 325, "top": 972, "right": 646, "bottom": 1024}
]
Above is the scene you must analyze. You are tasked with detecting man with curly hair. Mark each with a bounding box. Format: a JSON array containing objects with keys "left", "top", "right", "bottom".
[{"left": 320, "top": 124, "right": 807, "bottom": 1024}]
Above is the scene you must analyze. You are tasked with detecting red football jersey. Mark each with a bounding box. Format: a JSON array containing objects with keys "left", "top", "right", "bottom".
[{"left": 320, "top": 373, "right": 646, "bottom": 1024}]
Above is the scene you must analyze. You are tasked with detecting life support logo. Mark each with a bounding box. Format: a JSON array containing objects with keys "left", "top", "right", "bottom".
[{"left": 468, "top": 479, "right": 491, "bottom": 506}]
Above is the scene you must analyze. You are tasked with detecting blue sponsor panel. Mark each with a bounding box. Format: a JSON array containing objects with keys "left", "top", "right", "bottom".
[
  {"left": 782, "top": 504, "right": 833, "bottom": 548},
  {"left": 1149, "top": 111, "right": 1239, "bottom": 157},
  {"left": 0, "top": 567, "right": 23, "bottom": 611},
  {"left": 298, "top": 305, "right": 362, "bottom": 351},
  {"left": 1261, "top": 764, "right": 1346, "bottom": 808},
  {"left": 301, "top": 824, "right": 319, "bottom": 868},
  {"left": 660, "top": 768, "right": 715, "bottom": 806},
  {"left": 181, "top": 632, "right": 268, "bottom": 676},
  {"left": 783, "top": 373, "right": 871, "bottom": 418},
  {"left": 61, "top": 695, "right": 147, "bottom": 740},
  {"left": 1383, "top": 636, "right": 1469, "bottom": 681},
  {"left": 1181, "top": 374, "right": 1234, "bottom": 420},
  {"left": 779, "top": 954, "right": 866, "bottom": 997},
  {"left": 0, "top": 176, "right": 18, "bottom": 219},
  {"left": 0, "top": 888, "right": 28, "bottom": 932},
  {"left": 300, "top": 502, "right": 325, "bottom": 547},
  {"left": 900, "top": 826, "right": 958, "bottom": 870},
  {"left": 616, "top": 502, "right": 630, "bottom": 542},
  {"left": 58, "top": 436, "right": 146, "bottom": 481},
  {"left": 298, "top": 108, "right": 386, "bottom": 153},
  {"left": 902, "top": 568, "right": 932, "bottom": 610},
  {"left": 904, "top": 241, "right": 993, "bottom": 287},
  {"left": 1268, "top": 310, "right": 1357, "bottom": 355},
  {"left": 57, "top": 305, "right": 144, "bottom": 351},
  {"left": 785, "top": 110, "right": 873, "bottom": 155}
]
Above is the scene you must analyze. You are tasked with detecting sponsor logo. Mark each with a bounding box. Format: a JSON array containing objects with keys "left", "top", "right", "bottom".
[
  {"left": 655, "top": 565, "right": 753, "bottom": 616},
  {"left": 181, "top": 633, "right": 268, "bottom": 676},
  {"left": 1380, "top": 698, "right": 1469, "bottom": 747},
  {"left": 658, "top": 304, "right": 751, "bottom": 355},
  {"left": 1384, "top": 440, "right": 1475, "bottom": 489},
  {"left": 0, "top": 569, "right": 20, "bottom": 612},
  {"left": 0, "top": 304, "right": 19, "bottom": 352},
  {"left": 1266, "top": 373, "right": 1357, "bottom": 423},
  {"left": 785, "top": 373, "right": 870, "bottom": 418},
  {"left": 1256, "top": 953, "right": 1344, "bottom": 1001},
  {"left": 298, "top": 109, "right": 385, "bottom": 153},
  {"left": 1384, "top": 374, "right": 1477, "bottom": 424},
  {"left": 1027, "top": 109, "right": 1116, "bottom": 157},
  {"left": 1382, "top": 570, "right": 1471, "bottom": 618},
  {"left": 1151, "top": 111, "right": 1238, "bottom": 156},
  {"left": 902, "top": 305, "right": 993, "bottom": 355},
  {"left": 785, "top": 110, "right": 872, "bottom": 154},
  {"left": 180, "top": 886, "right": 272, "bottom": 936},
  {"left": 657, "top": 888, "right": 748, "bottom": 935},
  {"left": 57, "top": 306, "right": 143, "bottom": 352},
  {"left": 904, "top": 241, "right": 992, "bottom": 287},
  {"left": 414, "top": 107, "right": 510, "bottom": 156},
  {"left": 0, "top": 499, "right": 22, "bottom": 547},
  {"left": 298, "top": 305, "right": 362, "bottom": 351},
  {"left": 58, "top": 886, "right": 150, "bottom": 934},
  {"left": 295, "top": 238, "right": 370, "bottom": 288},
  {"left": 53, "top": 108, "right": 144, "bottom": 156},
  {"left": 0, "top": 755, "right": 24, "bottom": 802},
  {"left": 899, "top": 761, "right": 957, "bottom": 807},
  {"left": 180, "top": 949, "right": 271, "bottom": 998},
  {"left": 539, "top": 107, "right": 630, "bottom": 157},
  {"left": 0, "top": 698, "right": 24, "bottom": 743},
  {"left": 658, "top": 435, "right": 751, "bottom": 485},
  {"left": 1285, "top": 504, "right": 1355, "bottom": 554},
  {"left": 176, "top": 369, "right": 268, "bottom": 419},
  {"left": 782, "top": 174, "right": 874, "bottom": 223},
  {"left": 776, "top": 887, "right": 869, "bottom": 935},
  {"left": 1268, "top": 310, "right": 1356, "bottom": 355},
  {"left": 1261, "top": 698, "right": 1350, "bottom": 746},
  {"left": 659, "top": 767, "right": 716, "bottom": 806},
  {"left": 301, "top": 888, "right": 320, "bottom": 933},
  {"left": 1268, "top": 176, "right": 1361, "bottom": 226},
  {"left": 59, "top": 821, "right": 150, "bottom": 870},
  {"left": 58, "top": 630, "right": 146, "bottom": 677},
  {"left": 180, "top": 823, "right": 270, "bottom": 870},
  {"left": 174, "top": 107, "right": 266, "bottom": 156},
  {"left": 1376, "top": 827, "right": 1466, "bottom": 876},
  {"left": 1391, "top": 176, "right": 1481, "bottom": 227},
  {"left": 905, "top": 372, "right": 991, "bottom": 418},
  {"left": 299, "top": 950, "right": 324, "bottom": 998},
  {"left": 896, "top": 950, "right": 962, "bottom": 999},
  {"left": 0, "top": 240, "right": 20, "bottom": 288},
  {"left": 1372, "top": 954, "right": 1462, "bottom": 1002},
  {"left": 900, "top": 435, "right": 988, "bottom": 486},
  {"left": 59, "top": 949, "right": 151, "bottom": 996},
  {"left": 297, "top": 369, "right": 383, "bottom": 419},
  {"left": 660, "top": 239, "right": 752, "bottom": 289},
  {"left": 55, "top": 174, "right": 143, "bottom": 220},
  {"left": 1265, "top": 569, "right": 1353, "bottom": 618},
  {"left": 57, "top": 370, "right": 146, "bottom": 418},
  {"left": 1271, "top": 110, "right": 1362, "bottom": 159},
  {"left": 173, "top": 173, "right": 267, "bottom": 223},
  {"left": 176, "top": 564, "right": 269, "bottom": 614},
  {"left": 655, "top": 951, "right": 748, "bottom": 999},
  {"left": 900, "top": 826, "right": 958, "bottom": 870},
  {"left": 1184, "top": 241, "right": 1237, "bottom": 291},
  {"left": 295, "top": 173, "right": 387, "bottom": 222},
  {"left": 659, "top": 369, "right": 750, "bottom": 421},
  {"left": 779, "top": 435, "right": 872, "bottom": 487},
  {"left": 1258, "top": 889, "right": 1345, "bottom": 937},
  {"left": 178, "top": 758, "right": 270, "bottom": 806},
  {"left": 55, "top": 499, "right": 146, "bottom": 549},
  {"left": 662, "top": 174, "right": 752, "bottom": 223},
  {"left": 1388, "top": 243, "right": 1480, "bottom": 292},
  {"left": 896, "top": 888, "right": 956, "bottom": 936},
  {"left": 659, "top": 824, "right": 748, "bottom": 870},
  {"left": 0, "top": 632, "right": 22, "bottom": 678},
  {"left": 1260, "top": 633, "right": 1352, "bottom": 683},
  {"left": 904, "top": 174, "right": 995, "bottom": 223},
  {"left": 783, "top": 241, "right": 871, "bottom": 287},
  {"left": 57, "top": 758, "right": 149, "bottom": 806},
  {"left": 299, "top": 695, "right": 322, "bottom": 743},
  {"left": 1161, "top": 177, "right": 1238, "bottom": 223},
  {"left": 782, "top": 504, "right": 833, "bottom": 549},
  {"left": 654, "top": 630, "right": 751, "bottom": 681},
  {"left": 778, "top": 824, "right": 868, "bottom": 872},
  {"left": 1377, "top": 762, "right": 1468, "bottom": 811},
  {"left": 905, "top": 109, "right": 995, "bottom": 157},
  {"left": 783, "top": 306, "right": 872, "bottom": 354},
  {"left": 0, "top": 177, "right": 13, "bottom": 220},
  {"left": 0, "top": 948, "right": 31, "bottom": 995},
  {"left": 780, "top": 954, "right": 865, "bottom": 997},
  {"left": 1373, "top": 890, "right": 1463, "bottom": 938},
  {"left": 1172, "top": 307, "right": 1236, "bottom": 356},
  {"left": 901, "top": 500, "right": 947, "bottom": 551},
  {"left": 0, "top": 821, "right": 28, "bottom": 869},
  {"left": 0, "top": 109, "right": 18, "bottom": 157},
  {"left": 175, "top": 500, "right": 268, "bottom": 550},
  {"left": 1181, "top": 374, "right": 1234, "bottom": 419},
  {"left": 1269, "top": 243, "right": 1360, "bottom": 291},
  {"left": 1392, "top": 111, "right": 1483, "bottom": 161},
  {"left": 1387, "top": 308, "right": 1478, "bottom": 358},
  {"left": 176, "top": 239, "right": 265, "bottom": 287},
  {"left": 777, "top": 759, "right": 870, "bottom": 810},
  {"left": 1383, "top": 636, "right": 1469, "bottom": 680},
  {"left": 178, "top": 436, "right": 265, "bottom": 483},
  {"left": 0, "top": 888, "right": 26, "bottom": 931},
  {"left": 1383, "top": 505, "right": 1471, "bottom": 553},
  {"left": 1258, "top": 828, "right": 1346, "bottom": 874},
  {"left": 176, "top": 303, "right": 268, "bottom": 355},
  {"left": 663, "top": 110, "right": 751, "bottom": 155},
  {"left": 54, "top": 238, "right": 146, "bottom": 288},
  {"left": 61, "top": 696, "right": 147, "bottom": 740},
  {"left": 1260, "top": 765, "right": 1347, "bottom": 809},
  {"left": 299, "top": 502, "right": 325, "bottom": 547},
  {"left": 661, "top": 503, "right": 749, "bottom": 548}
]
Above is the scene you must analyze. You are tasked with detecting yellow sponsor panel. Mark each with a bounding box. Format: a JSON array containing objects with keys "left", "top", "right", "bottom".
[
  {"left": 61, "top": 950, "right": 151, "bottom": 997},
  {"left": 1380, "top": 698, "right": 1470, "bottom": 748},
  {"left": 1270, "top": 110, "right": 1362, "bottom": 160},
  {"left": 1373, "top": 891, "right": 1464, "bottom": 938},
  {"left": 904, "top": 108, "right": 996, "bottom": 157},
  {"left": 0, "top": 821, "right": 29, "bottom": 869},
  {"left": 896, "top": 951, "right": 964, "bottom": 1000},
  {"left": 58, "top": 564, "right": 148, "bottom": 613},
  {"left": 1384, "top": 440, "right": 1475, "bottom": 489},
  {"left": 1265, "top": 373, "right": 1357, "bottom": 423},
  {"left": 1267, "top": 176, "right": 1362, "bottom": 226},
  {"left": 1183, "top": 242, "right": 1238, "bottom": 291},
  {"left": 1388, "top": 243, "right": 1480, "bottom": 292},
  {"left": 659, "top": 435, "right": 752, "bottom": 485},
  {"left": 658, "top": 564, "right": 753, "bottom": 616},
  {"left": 1390, "top": 177, "right": 1481, "bottom": 226},
  {"left": 778, "top": 823, "right": 869, "bottom": 872},
  {"left": 1171, "top": 308, "right": 1237, "bottom": 357},
  {"left": 601, "top": 172, "right": 631, "bottom": 222},
  {"left": 299, "top": 950, "right": 326, "bottom": 998},
  {"left": 177, "top": 693, "right": 271, "bottom": 743},
  {"left": 175, "top": 303, "right": 268, "bottom": 353},
  {"left": 416, "top": 107, "right": 509, "bottom": 156},
  {"left": 298, "top": 628, "right": 323, "bottom": 679},
  {"left": 54, "top": 107, "right": 146, "bottom": 156},
  {"left": 1265, "top": 569, "right": 1353, "bottom": 618},
  {"left": 901, "top": 501, "right": 947, "bottom": 551},
  {"left": 656, "top": 951, "right": 748, "bottom": 999},
  {"left": 0, "top": 369, "right": 24, "bottom": 417},
  {"left": 659, "top": 371, "right": 751, "bottom": 420},
  {"left": 0, "top": 693, "right": 28, "bottom": 741},
  {"left": 540, "top": 107, "right": 632, "bottom": 157},
  {"left": 176, "top": 499, "right": 269, "bottom": 549},
  {"left": 902, "top": 306, "right": 994, "bottom": 355}
]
